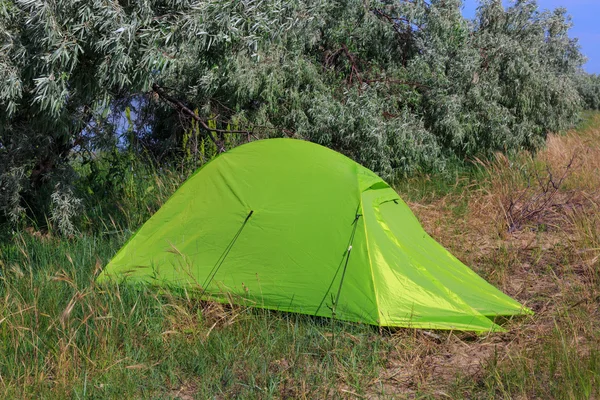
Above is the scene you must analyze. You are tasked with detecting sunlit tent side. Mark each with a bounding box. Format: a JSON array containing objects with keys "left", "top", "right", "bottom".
[{"left": 97, "top": 138, "right": 532, "bottom": 331}]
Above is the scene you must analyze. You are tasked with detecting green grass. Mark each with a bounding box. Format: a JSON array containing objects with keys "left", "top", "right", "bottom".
[{"left": 0, "top": 233, "right": 393, "bottom": 399}]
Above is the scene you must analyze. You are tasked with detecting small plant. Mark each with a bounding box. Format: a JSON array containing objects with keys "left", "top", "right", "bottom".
[
  {"left": 503, "top": 155, "right": 579, "bottom": 233},
  {"left": 0, "top": 167, "right": 26, "bottom": 224},
  {"left": 50, "top": 184, "right": 82, "bottom": 236}
]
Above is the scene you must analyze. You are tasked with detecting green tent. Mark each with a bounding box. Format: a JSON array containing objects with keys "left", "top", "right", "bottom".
[{"left": 98, "top": 139, "right": 531, "bottom": 331}]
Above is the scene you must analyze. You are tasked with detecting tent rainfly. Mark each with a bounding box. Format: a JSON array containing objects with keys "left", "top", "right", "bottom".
[{"left": 97, "top": 139, "right": 531, "bottom": 331}]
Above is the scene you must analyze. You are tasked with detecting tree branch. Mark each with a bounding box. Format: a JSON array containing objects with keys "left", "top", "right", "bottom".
[
  {"left": 363, "top": 77, "right": 430, "bottom": 89},
  {"left": 152, "top": 84, "right": 253, "bottom": 152}
]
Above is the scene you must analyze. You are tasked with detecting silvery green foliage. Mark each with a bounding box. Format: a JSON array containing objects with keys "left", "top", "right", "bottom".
[
  {"left": 0, "top": 0, "right": 299, "bottom": 118},
  {"left": 408, "top": 0, "right": 582, "bottom": 157},
  {"left": 0, "top": 167, "right": 26, "bottom": 224},
  {"left": 575, "top": 73, "right": 600, "bottom": 110},
  {"left": 193, "top": 0, "right": 585, "bottom": 168},
  {"left": 49, "top": 184, "right": 81, "bottom": 236},
  {"left": 0, "top": 0, "right": 298, "bottom": 227},
  {"left": 473, "top": 2, "right": 583, "bottom": 133},
  {"left": 0, "top": 0, "right": 589, "bottom": 229},
  {"left": 211, "top": 48, "right": 443, "bottom": 177},
  {"left": 297, "top": 88, "right": 444, "bottom": 177}
]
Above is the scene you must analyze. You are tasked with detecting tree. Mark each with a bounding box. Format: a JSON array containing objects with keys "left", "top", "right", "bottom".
[
  {"left": 575, "top": 73, "right": 600, "bottom": 110},
  {"left": 0, "top": 0, "right": 588, "bottom": 232},
  {"left": 0, "top": 0, "right": 299, "bottom": 228}
]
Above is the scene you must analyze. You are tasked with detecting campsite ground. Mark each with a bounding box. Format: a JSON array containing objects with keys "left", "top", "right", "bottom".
[{"left": 1, "top": 113, "right": 599, "bottom": 399}]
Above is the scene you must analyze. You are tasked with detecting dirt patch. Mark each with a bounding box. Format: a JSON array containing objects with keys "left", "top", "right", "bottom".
[
  {"left": 366, "top": 331, "right": 509, "bottom": 399},
  {"left": 169, "top": 381, "right": 198, "bottom": 400}
]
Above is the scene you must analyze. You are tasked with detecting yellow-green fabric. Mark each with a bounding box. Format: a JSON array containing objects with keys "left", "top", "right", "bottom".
[{"left": 98, "top": 139, "right": 531, "bottom": 331}]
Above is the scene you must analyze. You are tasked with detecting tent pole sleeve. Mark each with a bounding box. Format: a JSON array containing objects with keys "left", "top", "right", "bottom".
[
  {"left": 314, "top": 212, "right": 362, "bottom": 316},
  {"left": 331, "top": 213, "right": 361, "bottom": 319},
  {"left": 200, "top": 210, "right": 254, "bottom": 298}
]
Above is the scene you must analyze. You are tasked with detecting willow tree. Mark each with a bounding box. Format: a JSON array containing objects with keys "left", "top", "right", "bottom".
[
  {"left": 0, "top": 0, "right": 303, "bottom": 227},
  {"left": 0, "top": 0, "right": 588, "bottom": 232},
  {"left": 576, "top": 73, "right": 600, "bottom": 110}
]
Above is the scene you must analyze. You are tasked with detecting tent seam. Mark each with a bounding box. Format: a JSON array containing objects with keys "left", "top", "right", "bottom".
[{"left": 360, "top": 193, "right": 382, "bottom": 326}]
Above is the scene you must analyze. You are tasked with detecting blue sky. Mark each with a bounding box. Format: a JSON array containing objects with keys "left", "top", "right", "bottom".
[{"left": 462, "top": 0, "right": 600, "bottom": 73}]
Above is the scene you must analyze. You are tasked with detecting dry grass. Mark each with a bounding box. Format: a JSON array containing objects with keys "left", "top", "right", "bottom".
[{"left": 386, "top": 113, "right": 600, "bottom": 398}]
